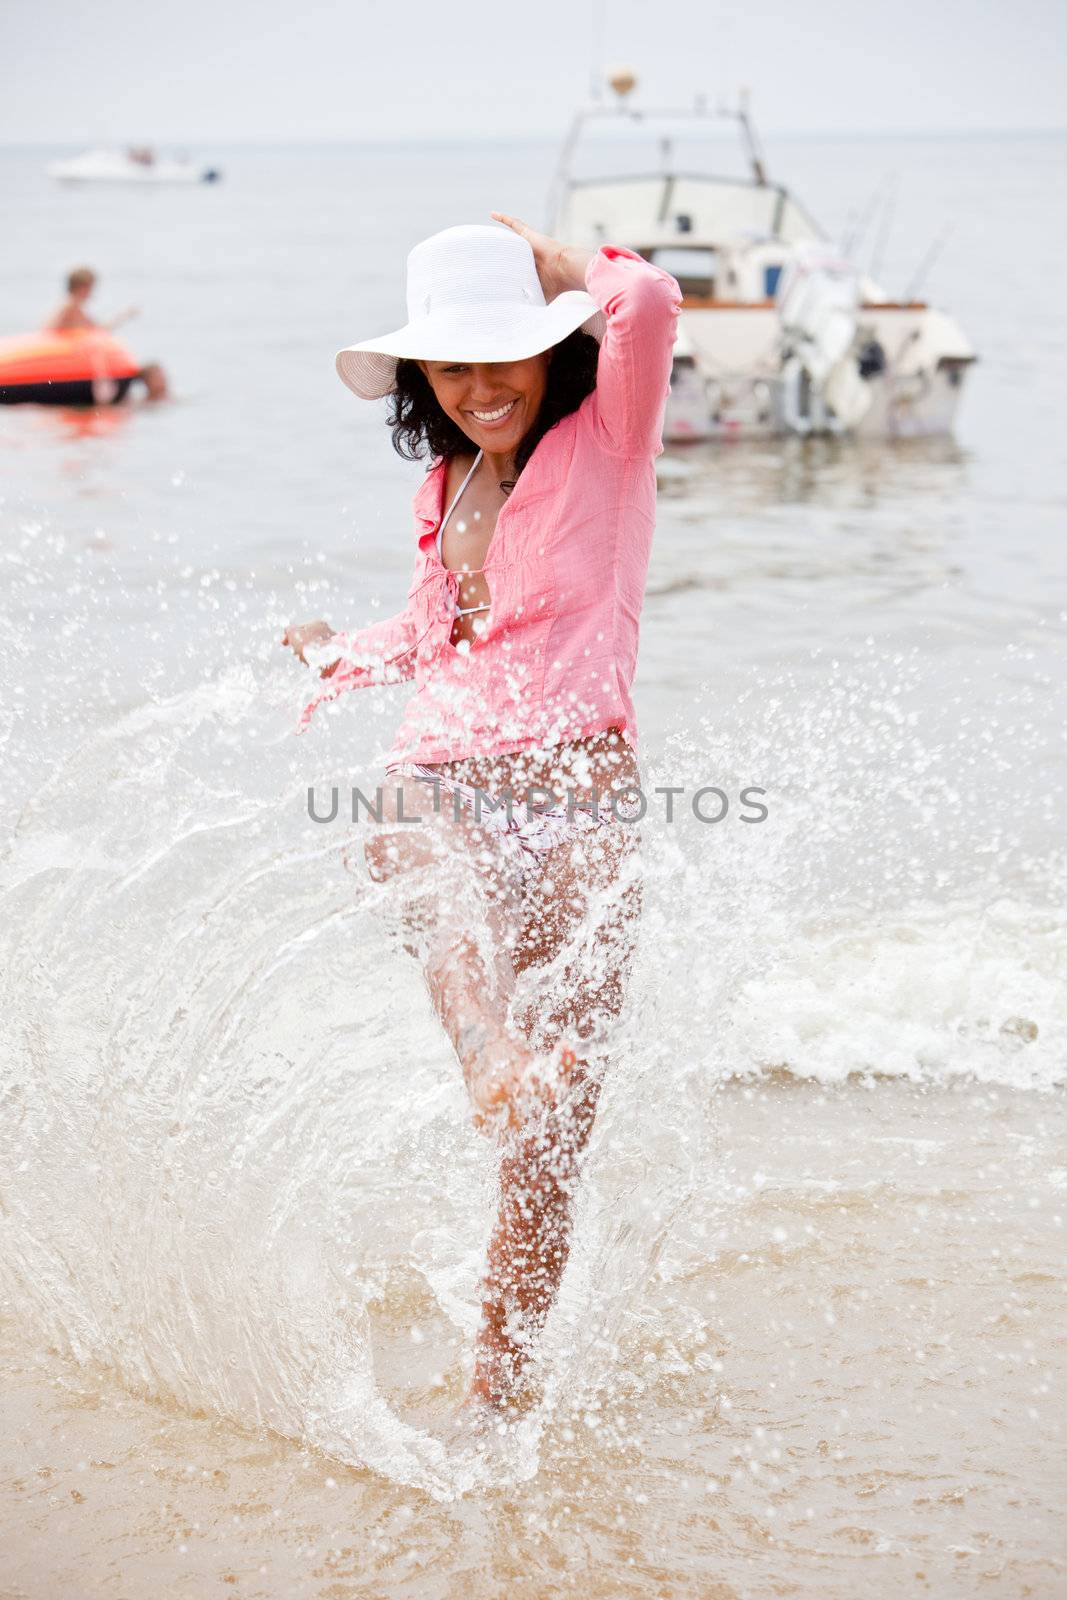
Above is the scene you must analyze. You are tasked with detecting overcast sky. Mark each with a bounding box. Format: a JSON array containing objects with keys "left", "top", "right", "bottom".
[{"left": 3, "top": 0, "right": 1064, "bottom": 144}]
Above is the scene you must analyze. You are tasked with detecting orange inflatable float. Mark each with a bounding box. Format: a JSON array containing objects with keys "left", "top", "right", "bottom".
[{"left": 0, "top": 329, "right": 142, "bottom": 405}]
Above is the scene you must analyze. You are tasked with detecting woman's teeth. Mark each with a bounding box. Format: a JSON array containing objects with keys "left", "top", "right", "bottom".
[{"left": 470, "top": 400, "right": 517, "bottom": 423}]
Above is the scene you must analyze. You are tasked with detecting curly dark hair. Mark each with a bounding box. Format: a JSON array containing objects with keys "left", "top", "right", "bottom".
[{"left": 387, "top": 329, "right": 600, "bottom": 480}]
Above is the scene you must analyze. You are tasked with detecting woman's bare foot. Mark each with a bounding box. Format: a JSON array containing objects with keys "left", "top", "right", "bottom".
[
  {"left": 451, "top": 1392, "right": 500, "bottom": 1435},
  {"left": 437, "top": 1389, "right": 527, "bottom": 1453},
  {"left": 454, "top": 1380, "right": 533, "bottom": 1429}
]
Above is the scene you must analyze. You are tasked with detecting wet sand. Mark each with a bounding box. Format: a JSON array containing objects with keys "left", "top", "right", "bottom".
[{"left": 3, "top": 1078, "right": 1063, "bottom": 1599}]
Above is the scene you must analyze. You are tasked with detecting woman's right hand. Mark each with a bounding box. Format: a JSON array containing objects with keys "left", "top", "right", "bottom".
[
  {"left": 282, "top": 620, "right": 340, "bottom": 677},
  {"left": 490, "top": 213, "right": 591, "bottom": 298}
]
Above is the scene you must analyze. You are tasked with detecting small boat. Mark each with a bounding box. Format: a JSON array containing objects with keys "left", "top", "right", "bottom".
[
  {"left": 0, "top": 330, "right": 142, "bottom": 405},
  {"left": 47, "top": 146, "right": 222, "bottom": 185},
  {"left": 549, "top": 73, "right": 976, "bottom": 440}
]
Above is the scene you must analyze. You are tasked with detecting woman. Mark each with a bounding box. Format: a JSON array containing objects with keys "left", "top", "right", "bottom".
[{"left": 284, "top": 215, "right": 680, "bottom": 1423}]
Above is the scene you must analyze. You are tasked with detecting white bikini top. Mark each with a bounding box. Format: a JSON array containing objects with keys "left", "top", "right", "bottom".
[{"left": 438, "top": 450, "right": 490, "bottom": 618}]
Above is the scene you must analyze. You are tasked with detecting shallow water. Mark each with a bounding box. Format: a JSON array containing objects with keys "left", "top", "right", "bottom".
[
  {"left": 3, "top": 1083, "right": 1064, "bottom": 1596},
  {"left": 1, "top": 133, "right": 1065, "bottom": 1593}
]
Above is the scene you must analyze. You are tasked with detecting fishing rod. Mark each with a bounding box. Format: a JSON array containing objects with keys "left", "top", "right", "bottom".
[
  {"left": 842, "top": 172, "right": 893, "bottom": 261},
  {"left": 902, "top": 223, "right": 954, "bottom": 304},
  {"left": 869, "top": 173, "right": 899, "bottom": 285}
]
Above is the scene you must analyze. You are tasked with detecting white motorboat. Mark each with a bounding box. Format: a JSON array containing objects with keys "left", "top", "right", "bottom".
[
  {"left": 549, "top": 72, "right": 975, "bottom": 440},
  {"left": 47, "top": 147, "right": 222, "bottom": 186}
]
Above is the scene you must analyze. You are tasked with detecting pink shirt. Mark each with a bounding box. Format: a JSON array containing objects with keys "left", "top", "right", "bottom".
[{"left": 297, "top": 245, "right": 682, "bottom": 763}]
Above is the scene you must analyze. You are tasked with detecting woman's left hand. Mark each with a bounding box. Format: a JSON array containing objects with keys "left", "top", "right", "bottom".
[
  {"left": 282, "top": 619, "right": 340, "bottom": 675},
  {"left": 490, "top": 212, "right": 590, "bottom": 299}
]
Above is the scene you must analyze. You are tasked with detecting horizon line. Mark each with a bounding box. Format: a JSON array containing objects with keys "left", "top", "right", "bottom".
[{"left": 1, "top": 124, "right": 1065, "bottom": 150}]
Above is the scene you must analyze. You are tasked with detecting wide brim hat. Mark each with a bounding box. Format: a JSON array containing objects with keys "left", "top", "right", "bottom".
[{"left": 336, "top": 223, "right": 606, "bottom": 401}]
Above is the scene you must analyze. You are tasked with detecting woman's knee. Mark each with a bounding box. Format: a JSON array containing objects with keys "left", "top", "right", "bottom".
[
  {"left": 363, "top": 827, "right": 401, "bottom": 883},
  {"left": 362, "top": 816, "right": 447, "bottom": 883}
]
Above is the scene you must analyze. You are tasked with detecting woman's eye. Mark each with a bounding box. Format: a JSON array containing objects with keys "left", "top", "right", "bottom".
[{"left": 442, "top": 365, "right": 467, "bottom": 375}]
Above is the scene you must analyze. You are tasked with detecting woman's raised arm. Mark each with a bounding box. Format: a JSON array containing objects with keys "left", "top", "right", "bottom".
[
  {"left": 491, "top": 214, "right": 682, "bottom": 458},
  {"left": 583, "top": 244, "right": 683, "bottom": 458}
]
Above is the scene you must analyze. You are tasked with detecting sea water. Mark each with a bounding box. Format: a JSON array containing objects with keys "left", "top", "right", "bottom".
[{"left": 0, "top": 135, "right": 1064, "bottom": 1594}]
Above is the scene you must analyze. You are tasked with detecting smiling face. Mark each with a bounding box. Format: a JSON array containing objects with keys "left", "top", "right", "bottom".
[{"left": 418, "top": 353, "right": 551, "bottom": 458}]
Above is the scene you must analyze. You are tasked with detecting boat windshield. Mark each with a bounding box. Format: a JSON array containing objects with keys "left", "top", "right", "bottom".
[
  {"left": 564, "top": 123, "right": 757, "bottom": 185},
  {"left": 643, "top": 246, "right": 718, "bottom": 296},
  {"left": 551, "top": 110, "right": 824, "bottom": 249},
  {"left": 557, "top": 176, "right": 821, "bottom": 250}
]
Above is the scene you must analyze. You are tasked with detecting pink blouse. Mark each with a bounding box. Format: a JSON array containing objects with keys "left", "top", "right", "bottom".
[{"left": 297, "top": 245, "right": 682, "bottom": 764}]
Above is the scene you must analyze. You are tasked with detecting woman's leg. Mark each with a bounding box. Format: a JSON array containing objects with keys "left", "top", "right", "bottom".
[
  {"left": 469, "top": 820, "right": 642, "bottom": 1409},
  {"left": 363, "top": 775, "right": 535, "bottom": 1125}
]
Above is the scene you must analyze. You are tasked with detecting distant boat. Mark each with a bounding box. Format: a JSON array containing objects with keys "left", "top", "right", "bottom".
[
  {"left": 47, "top": 147, "right": 222, "bottom": 186},
  {"left": 549, "top": 73, "right": 975, "bottom": 440}
]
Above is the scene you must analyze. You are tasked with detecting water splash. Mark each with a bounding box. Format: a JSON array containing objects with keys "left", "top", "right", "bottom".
[{"left": 0, "top": 650, "right": 1062, "bottom": 1498}]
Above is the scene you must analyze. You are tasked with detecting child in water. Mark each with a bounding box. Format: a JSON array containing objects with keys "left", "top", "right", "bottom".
[{"left": 47, "top": 266, "right": 169, "bottom": 399}]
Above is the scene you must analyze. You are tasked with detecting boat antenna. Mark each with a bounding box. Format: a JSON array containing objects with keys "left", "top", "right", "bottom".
[
  {"left": 590, "top": 0, "right": 607, "bottom": 101},
  {"left": 737, "top": 88, "right": 768, "bottom": 185},
  {"left": 901, "top": 224, "right": 953, "bottom": 304}
]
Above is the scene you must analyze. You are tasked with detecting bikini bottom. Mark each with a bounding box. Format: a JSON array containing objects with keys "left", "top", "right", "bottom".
[
  {"left": 384, "top": 759, "right": 641, "bottom": 886},
  {"left": 376, "top": 761, "right": 643, "bottom": 1064}
]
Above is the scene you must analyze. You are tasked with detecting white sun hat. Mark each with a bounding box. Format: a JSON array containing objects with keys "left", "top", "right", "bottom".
[{"left": 335, "top": 224, "right": 606, "bottom": 400}]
